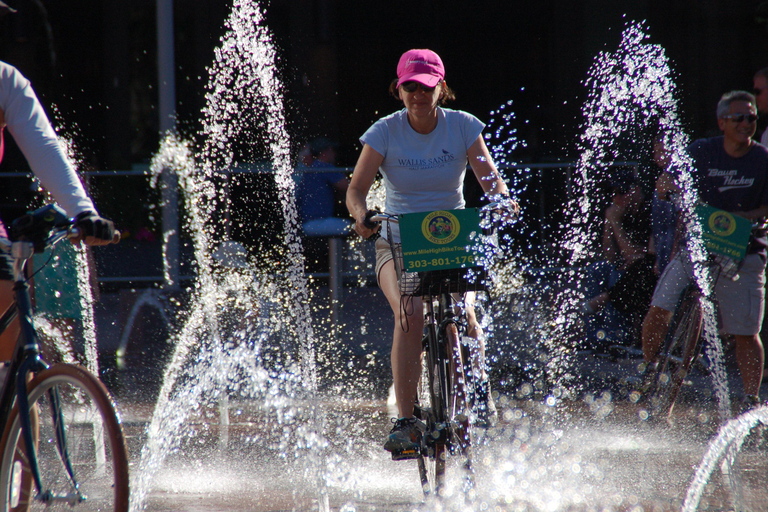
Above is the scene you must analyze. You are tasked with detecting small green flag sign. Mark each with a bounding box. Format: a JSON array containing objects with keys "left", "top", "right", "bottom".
[
  {"left": 399, "top": 208, "right": 486, "bottom": 271},
  {"left": 695, "top": 204, "right": 751, "bottom": 261}
]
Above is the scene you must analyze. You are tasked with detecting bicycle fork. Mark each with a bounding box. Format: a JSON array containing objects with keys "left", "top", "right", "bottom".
[{"left": 14, "top": 279, "right": 81, "bottom": 504}]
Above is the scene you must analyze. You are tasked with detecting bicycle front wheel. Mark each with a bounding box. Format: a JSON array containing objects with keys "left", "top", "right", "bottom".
[
  {"left": 651, "top": 289, "right": 704, "bottom": 420},
  {"left": 0, "top": 364, "right": 129, "bottom": 512},
  {"left": 418, "top": 319, "right": 473, "bottom": 496},
  {"left": 442, "top": 322, "right": 472, "bottom": 472},
  {"left": 417, "top": 327, "right": 446, "bottom": 496}
]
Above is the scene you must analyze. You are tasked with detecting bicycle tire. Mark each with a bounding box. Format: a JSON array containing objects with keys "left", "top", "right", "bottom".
[
  {"left": 0, "top": 364, "right": 129, "bottom": 512},
  {"left": 651, "top": 288, "right": 704, "bottom": 420},
  {"left": 416, "top": 314, "right": 473, "bottom": 496},
  {"left": 417, "top": 325, "right": 446, "bottom": 496},
  {"left": 442, "top": 321, "right": 472, "bottom": 469}
]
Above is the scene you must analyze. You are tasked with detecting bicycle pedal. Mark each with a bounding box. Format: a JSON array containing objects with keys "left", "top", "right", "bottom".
[{"left": 390, "top": 448, "right": 420, "bottom": 461}]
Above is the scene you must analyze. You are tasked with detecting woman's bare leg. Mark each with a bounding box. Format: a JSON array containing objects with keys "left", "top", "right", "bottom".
[{"left": 378, "top": 260, "right": 423, "bottom": 418}]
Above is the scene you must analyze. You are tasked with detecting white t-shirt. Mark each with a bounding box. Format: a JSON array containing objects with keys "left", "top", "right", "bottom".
[
  {"left": 360, "top": 107, "right": 484, "bottom": 241},
  {"left": 0, "top": 61, "right": 95, "bottom": 217},
  {"left": 761, "top": 127, "right": 768, "bottom": 148}
]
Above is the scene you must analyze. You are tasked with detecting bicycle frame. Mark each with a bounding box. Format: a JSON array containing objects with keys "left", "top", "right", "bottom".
[
  {"left": 0, "top": 227, "right": 78, "bottom": 501},
  {"left": 652, "top": 256, "right": 726, "bottom": 419},
  {"left": 368, "top": 206, "right": 507, "bottom": 492},
  {"left": 422, "top": 294, "right": 457, "bottom": 432}
]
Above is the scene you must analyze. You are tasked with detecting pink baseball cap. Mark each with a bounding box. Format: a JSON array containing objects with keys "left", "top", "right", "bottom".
[{"left": 396, "top": 49, "right": 445, "bottom": 88}]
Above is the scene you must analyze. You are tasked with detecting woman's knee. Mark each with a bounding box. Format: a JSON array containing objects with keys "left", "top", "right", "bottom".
[{"left": 395, "top": 309, "right": 423, "bottom": 331}]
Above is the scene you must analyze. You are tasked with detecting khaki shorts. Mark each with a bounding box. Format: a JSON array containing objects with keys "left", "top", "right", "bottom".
[
  {"left": 651, "top": 252, "right": 766, "bottom": 335},
  {"left": 375, "top": 237, "right": 399, "bottom": 284}
]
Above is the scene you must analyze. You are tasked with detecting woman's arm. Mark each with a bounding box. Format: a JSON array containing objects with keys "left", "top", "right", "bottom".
[
  {"left": 604, "top": 204, "right": 646, "bottom": 265},
  {"left": 467, "top": 135, "right": 509, "bottom": 198},
  {"left": 0, "top": 63, "right": 95, "bottom": 217},
  {"left": 347, "top": 143, "right": 384, "bottom": 239}
]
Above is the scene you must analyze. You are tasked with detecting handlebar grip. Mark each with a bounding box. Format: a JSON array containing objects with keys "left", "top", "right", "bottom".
[
  {"left": 68, "top": 227, "right": 121, "bottom": 245},
  {"left": 363, "top": 210, "right": 379, "bottom": 229}
]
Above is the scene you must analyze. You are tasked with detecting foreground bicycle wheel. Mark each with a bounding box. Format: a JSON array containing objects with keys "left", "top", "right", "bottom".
[
  {"left": 416, "top": 319, "right": 472, "bottom": 496},
  {"left": 442, "top": 321, "right": 473, "bottom": 483},
  {"left": 417, "top": 326, "right": 445, "bottom": 496},
  {"left": 0, "top": 364, "right": 129, "bottom": 511},
  {"left": 651, "top": 288, "right": 704, "bottom": 420}
]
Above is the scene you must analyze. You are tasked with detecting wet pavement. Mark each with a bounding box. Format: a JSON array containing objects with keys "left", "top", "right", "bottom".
[
  {"left": 97, "top": 281, "right": 768, "bottom": 511},
  {"left": 116, "top": 394, "right": 768, "bottom": 511}
]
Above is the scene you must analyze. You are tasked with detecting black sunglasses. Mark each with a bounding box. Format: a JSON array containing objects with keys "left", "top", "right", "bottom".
[
  {"left": 723, "top": 113, "right": 758, "bottom": 124},
  {"left": 400, "top": 81, "right": 438, "bottom": 93}
]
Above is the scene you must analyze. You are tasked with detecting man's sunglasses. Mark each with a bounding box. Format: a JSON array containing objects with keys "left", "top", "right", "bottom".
[
  {"left": 400, "top": 81, "right": 439, "bottom": 93},
  {"left": 722, "top": 113, "right": 758, "bottom": 124}
]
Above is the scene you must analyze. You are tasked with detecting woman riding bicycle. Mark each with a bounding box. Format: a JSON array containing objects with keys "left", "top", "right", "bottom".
[{"left": 346, "top": 49, "right": 517, "bottom": 457}]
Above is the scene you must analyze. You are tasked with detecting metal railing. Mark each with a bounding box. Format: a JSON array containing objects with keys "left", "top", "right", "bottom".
[{"left": 0, "top": 161, "right": 638, "bottom": 286}]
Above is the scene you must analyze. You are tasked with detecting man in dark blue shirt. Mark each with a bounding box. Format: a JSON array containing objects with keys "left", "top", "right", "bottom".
[{"left": 642, "top": 90, "right": 768, "bottom": 409}]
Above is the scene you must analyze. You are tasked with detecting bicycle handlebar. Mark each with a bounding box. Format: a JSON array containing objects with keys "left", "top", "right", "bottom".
[
  {"left": 50, "top": 226, "right": 122, "bottom": 246},
  {"left": 366, "top": 210, "right": 398, "bottom": 226},
  {"left": 364, "top": 202, "right": 516, "bottom": 230},
  {"left": 0, "top": 227, "right": 85, "bottom": 258},
  {"left": 68, "top": 227, "right": 122, "bottom": 245},
  {"left": 0, "top": 227, "right": 121, "bottom": 253}
]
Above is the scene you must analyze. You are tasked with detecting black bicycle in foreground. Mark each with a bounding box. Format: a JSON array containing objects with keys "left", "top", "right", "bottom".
[
  {"left": 0, "top": 204, "right": 128, "bottom": 511},
  {"left": 368, "top": 205, "right": 508, "bottom": 496}
]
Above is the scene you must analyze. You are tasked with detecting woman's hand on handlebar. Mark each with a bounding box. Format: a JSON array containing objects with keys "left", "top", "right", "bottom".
[
  {"left": 72, "top": 211, "right": 120, "bottom": 246},
  {"left": 353, "top": 209, "right": 380, "bottom": 240},
  {"left": 484, "top": 195, "right": 520, "bottom": 224}
]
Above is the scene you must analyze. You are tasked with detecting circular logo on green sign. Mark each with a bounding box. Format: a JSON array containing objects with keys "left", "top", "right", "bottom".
[
  {"left": 708, "top": 211, "right": 736, "bottom": 237},
  {"left": 422, "top": 211, "right": 460, "bottom": 245}
]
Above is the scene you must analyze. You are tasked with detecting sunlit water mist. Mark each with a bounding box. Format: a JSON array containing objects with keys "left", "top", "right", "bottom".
[
  {"left": 536, "top": 21, "right": 731, "bottom": 418},
  {"left": 682, "top": 405, "right": 768, "bottom": 512},
  {"left": 129, "top": 1, "right": 331, "bottom": 510},
  {"left": 29, "top": 135, "right": 101, "bottom": 375}
]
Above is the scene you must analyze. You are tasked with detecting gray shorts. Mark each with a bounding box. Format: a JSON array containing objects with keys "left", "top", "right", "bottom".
[{"left": 651, "top": 252, "right": 766, "bottom": 335}]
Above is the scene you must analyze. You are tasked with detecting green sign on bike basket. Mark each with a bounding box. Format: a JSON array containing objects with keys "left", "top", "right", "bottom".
[
  {"left": 399, "top": 208, "right": 484, "bottom": 271},
  {"left": 695, "top": 204, "right": 751, "bottom": 261}
]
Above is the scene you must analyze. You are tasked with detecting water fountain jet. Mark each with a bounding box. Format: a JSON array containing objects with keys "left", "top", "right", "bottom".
[{"left": 129, "top": 2, "right": 328, "bottom": 510}]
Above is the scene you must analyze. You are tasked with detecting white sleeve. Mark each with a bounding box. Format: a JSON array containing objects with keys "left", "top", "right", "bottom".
[{"left": 0, "top": 62, "right": 95, "bottom": 217}]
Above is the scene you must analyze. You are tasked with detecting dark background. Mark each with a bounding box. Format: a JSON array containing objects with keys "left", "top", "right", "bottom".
[{"left": 1, "top": 0, "right": 768, "bottom": 254}]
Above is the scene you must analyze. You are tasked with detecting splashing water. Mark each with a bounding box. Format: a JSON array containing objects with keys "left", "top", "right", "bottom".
[
  {"left": 199, "top": 1, "right": 316, "bottom": 386},
  {"left": 486, "top": 100, "right": 525, "bottom": 173},
  {"left": 546, "top": 21, "right": 730, "bottom": 417},
  {"left": 683, "top": 405, "right": 768, "bottom": 511},
  {"left": 28, "top": 135, "right": 101, "bottom": 375},
  {"left": 130, "top": 2, "right": 328, "bottom": 510}
]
